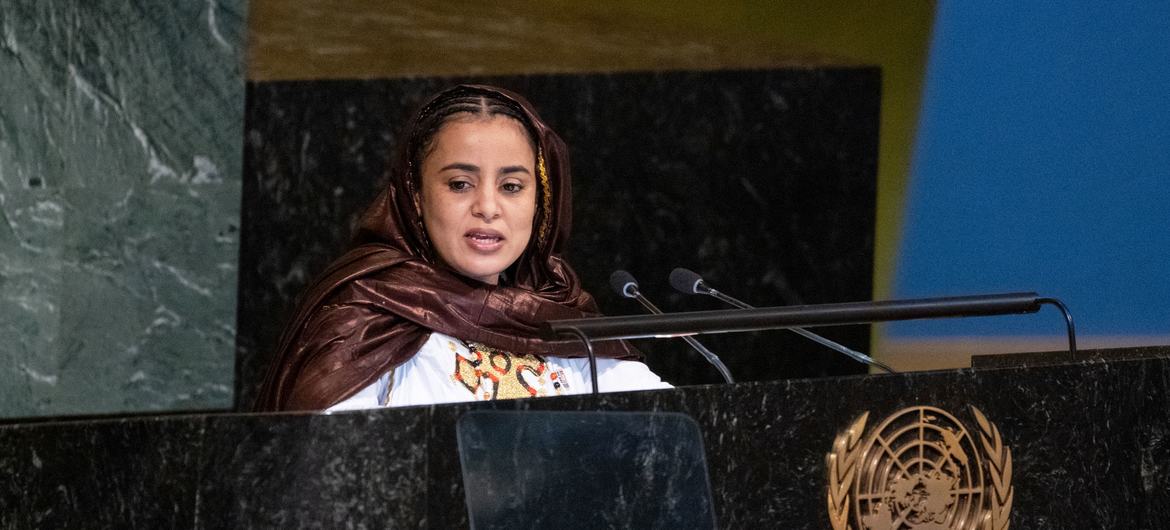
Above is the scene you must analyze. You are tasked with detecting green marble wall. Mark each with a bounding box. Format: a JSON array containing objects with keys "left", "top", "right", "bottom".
[{"left": 0, "top": 1, "right": 246, "bottom": 418}]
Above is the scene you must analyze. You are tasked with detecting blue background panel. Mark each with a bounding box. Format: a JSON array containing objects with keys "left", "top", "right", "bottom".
[{"left": 892, "top": 3, "right": 1170, "bottom": 339}]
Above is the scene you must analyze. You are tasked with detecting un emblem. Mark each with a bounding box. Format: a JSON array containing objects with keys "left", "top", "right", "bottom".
[{"left": 826, "top": 406, "right": 1013, "bottom": 530}]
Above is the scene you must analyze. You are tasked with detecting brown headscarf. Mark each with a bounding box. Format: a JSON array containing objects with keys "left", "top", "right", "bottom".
[{"left": 255, "top": 85, "right": 637, "bottom": 411}]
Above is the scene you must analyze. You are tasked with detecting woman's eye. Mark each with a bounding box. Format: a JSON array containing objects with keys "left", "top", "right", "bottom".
[
  {"left": 501, "top": 182, "right": 524, "bottom": 193},
  {"left": 449, "top": 180, "right": 472, "bottom": 192}
]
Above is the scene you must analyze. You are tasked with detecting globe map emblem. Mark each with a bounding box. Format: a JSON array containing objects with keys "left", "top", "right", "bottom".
[
  {"left": 855, "top": 407, "right": 983, "bottom": 529},
  {"left": 828, "top": 405, "right": 1012, "bottom": 530}
]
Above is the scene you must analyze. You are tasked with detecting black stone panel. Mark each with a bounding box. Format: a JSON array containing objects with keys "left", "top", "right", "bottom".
[
  {"left": 1, "top": 349, "right": 1169, "bottom": 528},
  {"left": 194, "top": 410, "right": 429, "bottom": 529},
  {"left": 236, "top": 68, "right": 880, "bottom": 409},
  {"left": 0, "top": 416, "right": 203, "bottom": 529}
]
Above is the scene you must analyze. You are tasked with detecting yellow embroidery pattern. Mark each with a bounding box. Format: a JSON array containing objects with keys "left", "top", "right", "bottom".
[{"left": 452, "top": 341, "right": 567, "bottom": 400}]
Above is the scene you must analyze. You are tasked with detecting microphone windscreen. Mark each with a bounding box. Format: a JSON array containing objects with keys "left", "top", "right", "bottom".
[
  {"left": 609, "top": 270, "right": 638, "bottom": 298},
  {"left": 669, "top": 268, "right": 704, "bottom": 294}
]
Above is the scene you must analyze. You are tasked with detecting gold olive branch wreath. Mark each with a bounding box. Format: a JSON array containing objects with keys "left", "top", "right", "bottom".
[
  {"left": 973, "top": 406, "right": 1013, "bottom": 530},
  {"left": 827, "top": 412, "right": 868, "bottom": 530}
]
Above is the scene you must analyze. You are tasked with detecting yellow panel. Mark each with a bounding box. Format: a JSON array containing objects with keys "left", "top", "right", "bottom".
[{"left": 247, "top": 0, "right": 871, "bottom": 80}]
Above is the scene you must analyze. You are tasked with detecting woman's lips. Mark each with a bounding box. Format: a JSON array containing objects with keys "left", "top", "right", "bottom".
[{"left": 464, "top": 229, "right": 505, "bottom": 252}]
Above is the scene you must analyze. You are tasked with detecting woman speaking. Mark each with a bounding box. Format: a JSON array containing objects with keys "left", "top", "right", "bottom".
[{"left": 256, "top": 85, "right": 670, "bottom": 412}]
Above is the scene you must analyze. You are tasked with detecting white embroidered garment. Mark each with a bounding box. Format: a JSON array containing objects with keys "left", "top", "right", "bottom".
[{"left": 327, "top": 332, "right": 672, "bottom": 412}]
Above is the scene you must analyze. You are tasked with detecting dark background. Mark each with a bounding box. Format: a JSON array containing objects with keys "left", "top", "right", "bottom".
[{"left": 235, "top": 68, "right": 879, "bottom": 409}]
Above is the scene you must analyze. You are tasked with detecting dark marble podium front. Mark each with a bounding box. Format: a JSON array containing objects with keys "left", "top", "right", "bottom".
[{"left": 2, "top": 347, "right": 1168, "bottom": 528}]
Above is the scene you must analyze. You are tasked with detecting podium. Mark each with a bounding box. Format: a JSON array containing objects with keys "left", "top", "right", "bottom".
[{"left": 1, "top": 346, "right": 1168, "bottom": 528}]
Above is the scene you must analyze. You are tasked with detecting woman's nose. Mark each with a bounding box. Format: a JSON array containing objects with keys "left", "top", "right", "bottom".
[{"left": 471, "top": 188, "right": 501, "bottom": 220}]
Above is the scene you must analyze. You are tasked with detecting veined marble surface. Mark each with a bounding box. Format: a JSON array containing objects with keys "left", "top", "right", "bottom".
[
  {"left": 0, "top": 1, "right": 246, "bottom": 417},
  {"left": 1, "top": 348, "right": 1167, "bottom": 528}
]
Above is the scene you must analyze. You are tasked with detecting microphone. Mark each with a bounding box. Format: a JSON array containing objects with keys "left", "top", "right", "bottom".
[
  {"left": 610, "top": 270, "right": 639, "bottom": 299},
  {"left": 610, "top": 270, "right": 735, "bottom": 383},
  {"left": 669, "top": 268, "right": 896, "bottom": 374}
]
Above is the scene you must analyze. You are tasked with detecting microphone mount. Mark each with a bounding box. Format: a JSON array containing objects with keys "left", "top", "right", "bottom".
[{"left": 543, "top": 292, "right": 1075, "bottom": 358}]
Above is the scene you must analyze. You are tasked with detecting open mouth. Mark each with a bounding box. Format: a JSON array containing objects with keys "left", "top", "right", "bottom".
[{"left": 465, "top": 230, "right": 505, "bottom": 250}]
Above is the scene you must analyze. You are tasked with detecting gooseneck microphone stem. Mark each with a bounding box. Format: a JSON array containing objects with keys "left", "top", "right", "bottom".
[
  {"left": 628, "top": 289, "right": 736, "bottom": 384},
  {"left": 1038, "top": 297, "right": 1077, "bottom": 355},
  {"left": 562, "top": 327, "right": 600, "bottom": 397},
  {"left": 670, "top": 267, "right": 897, "bottom": 373},
  {"left": 610, "top": 270, "right": 736, "bottom": 384},
  {"left": 702, "top": 284, "right": 896, "bottom": 374}
]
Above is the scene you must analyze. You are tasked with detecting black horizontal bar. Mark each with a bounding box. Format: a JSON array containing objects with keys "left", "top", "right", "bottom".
[{"left": 541, "top": 292, "right": 1043, "bottom": 342}]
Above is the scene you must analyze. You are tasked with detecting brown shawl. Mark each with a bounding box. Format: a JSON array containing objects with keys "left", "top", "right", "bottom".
[{"left": 254, "top": 85, "right": 636, "bottom": 411}]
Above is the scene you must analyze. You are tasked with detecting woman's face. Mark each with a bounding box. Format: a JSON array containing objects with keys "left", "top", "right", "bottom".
[{"left": 419, "top": 115, "right": 537, "bottom": 285}]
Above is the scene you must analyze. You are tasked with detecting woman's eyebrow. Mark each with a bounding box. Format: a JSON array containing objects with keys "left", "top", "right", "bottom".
[
  {"left": 499, "top": 165, "right": 531, "bottom": 175},
  {"left": 440, "top": 163, "right": 480, "bottom": 173}
]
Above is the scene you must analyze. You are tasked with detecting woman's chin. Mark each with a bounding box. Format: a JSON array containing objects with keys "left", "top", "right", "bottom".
[
  {"left": 447, "top": 246, "right": 526, "bottom": 284},
  {"left": 451, "top": 262, "right": 508, "bottom": 285}
]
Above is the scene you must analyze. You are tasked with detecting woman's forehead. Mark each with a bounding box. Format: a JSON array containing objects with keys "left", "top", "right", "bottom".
[
  {"left": 425, "top": 117, "right": 536, "bottom": 163},
  {"left": 434, "top": 112, "right": 535, "bottom": 145}
]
